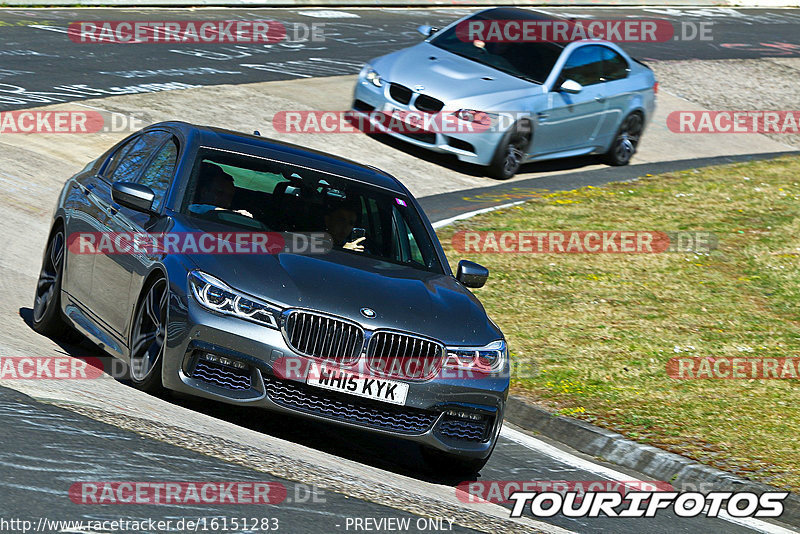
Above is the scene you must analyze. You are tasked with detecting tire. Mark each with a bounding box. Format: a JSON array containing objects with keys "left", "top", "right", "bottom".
[
  {"left": 602, "top": 112, "right": 644, "bottom": 166},
  {"left": 32, "top": 227, "right": 83, "bottom": 343},
  {"left": 486, "top": 121, "right": 532, "bottom": 180},
  {"left": 420, "top": 446, "right": 492, "bottom": 478},
  {"left": 128, "top": 275, "right": 168, "bottom": 393}
]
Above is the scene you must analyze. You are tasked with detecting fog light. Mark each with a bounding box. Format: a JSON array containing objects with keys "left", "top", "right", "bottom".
[
  {"left": 445, "top": 410, "right": 483, "bottom": 421},
  {"left": 201, "top": 353, "right": 248, "bottom": 370}
]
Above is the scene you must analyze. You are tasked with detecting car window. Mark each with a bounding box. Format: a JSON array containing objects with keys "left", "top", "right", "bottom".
[
  {"left": 429, "top": 10, "right": 562, "bottom": 84},
  {"left": 107, "top": 130, "right": 171, "bottom": 183},
  {"left": 182, "top": 148, "right": 444, "bottom": 274},
  {"left": 137, "top": 137, "right": 178, "bottom": 212},
  {"left": 560, "top": 45, "right": 604, "bottom": 87},
  {"left": 601, "top": 47, "right": 629, "bottom": 82}
]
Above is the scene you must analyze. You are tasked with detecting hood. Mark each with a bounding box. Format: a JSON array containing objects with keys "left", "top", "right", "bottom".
[
  {"left": 372, "top": 42, "right": 540, "bottom": 109},
  {"left": 174, "top": 216, "right": 501, "bottom": 346}
]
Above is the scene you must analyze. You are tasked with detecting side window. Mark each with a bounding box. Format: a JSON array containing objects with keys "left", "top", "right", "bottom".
[
  {"left": 601, "top": 47, "right": 629, "bottom": 82},
  {"left": 559, "top": 45, "right": 604, "bottom": 87},
  {"left": 391, "top": 206, "right": 425, "bottom": 266},
  {"left": 107, "top": 130, "right": 171, "bottom": 184},
  {"left": 137, "top": 138, "right": 178, "bottom": 211}
]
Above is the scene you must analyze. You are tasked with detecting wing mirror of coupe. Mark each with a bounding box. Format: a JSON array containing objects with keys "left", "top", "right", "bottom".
[
  {"left": 111, "top": 181, "right": 156, "bottom": 213},
  {"left": 559, "top": 79, "right": 583, "bottom": 94},
  {"left": 456, "top": 259, "right": 489, "bottom": 288},
  {"left": 416, "top": 24, "right": 439, "bottom": 37}
]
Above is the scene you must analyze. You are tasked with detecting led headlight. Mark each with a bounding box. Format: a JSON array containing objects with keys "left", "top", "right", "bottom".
[
  {"left": 188, "top": 270, "right": 281, "bottom": 329},
  {"left": 445, "top": 340, "right": 507, "bottom": 374},
  {"left": 363, "top": 66, "right": 383, "bottom": 88}
]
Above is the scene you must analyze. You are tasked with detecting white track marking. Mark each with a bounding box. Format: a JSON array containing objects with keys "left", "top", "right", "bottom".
[
  {"left": 501, "top": 426, "right": 796, "bottom": 534},
  {"left": 431, "top": 201, "right": 525, "bottom": 229}
]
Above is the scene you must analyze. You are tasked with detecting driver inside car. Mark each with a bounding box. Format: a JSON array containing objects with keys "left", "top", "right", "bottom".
[
  {"left": 188, "top": 162, "right": 253, "bottom": 218},
  {"left": 325, "top": 201, "right": 366, "bottom": 252}
]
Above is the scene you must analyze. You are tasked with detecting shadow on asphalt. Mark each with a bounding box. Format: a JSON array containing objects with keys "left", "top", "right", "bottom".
[
  {"left": 369, "top": 133, "right": 602, "bottom": 178},
  {"left": 19, "top": 306, "right": 474, "bottom": 486}
]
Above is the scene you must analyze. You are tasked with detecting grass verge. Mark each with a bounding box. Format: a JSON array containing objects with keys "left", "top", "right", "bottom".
[{"left": 437, "top": 156, "right": 800, "bottom": 490}]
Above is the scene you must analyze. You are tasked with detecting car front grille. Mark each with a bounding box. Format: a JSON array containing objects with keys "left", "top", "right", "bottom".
[
  {"left": 264, "top": 376, "right": 438, "bottom": 434},
  {"left": 192, "top": 359, "right": 252, "bottom": 391},
  {"left": 283, "top": 311, "right": 364, "bottom": 364},
  {"left": 389, "top": 83, "right": 413, "bottom": 104},
  {"left": 437, "top": 415, "right": 492, "bottom": 442},
  {"left": 366, "top": 331, "right": 444, "bottom": 380},
  {"left": 414, "top": 94, "right": 444, "bottom": 113}
]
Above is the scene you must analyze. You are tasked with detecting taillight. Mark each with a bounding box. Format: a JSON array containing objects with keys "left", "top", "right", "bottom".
[{"left": 653, "top": 81, "right": 659, "bottom": 95}]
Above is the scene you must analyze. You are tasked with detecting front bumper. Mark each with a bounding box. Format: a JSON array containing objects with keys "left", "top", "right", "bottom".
[
  {"left": 162, "top": 294, "right": 508, "bottom": 459},
  {"left": 352, "top": 76, "right": 504, "bottom": 167}
]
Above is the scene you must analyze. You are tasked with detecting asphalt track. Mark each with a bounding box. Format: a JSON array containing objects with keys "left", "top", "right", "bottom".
[
  {"left": 1, "top": 7, "right": 800, "bottom": 110},
  {"left": 1, "top": 6, "right": 799, "bottom": 534}
]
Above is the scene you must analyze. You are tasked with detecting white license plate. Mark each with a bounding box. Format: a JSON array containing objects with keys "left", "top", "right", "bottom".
[{"left": 306, "top": 363, "right": 408, "bottom": 406}]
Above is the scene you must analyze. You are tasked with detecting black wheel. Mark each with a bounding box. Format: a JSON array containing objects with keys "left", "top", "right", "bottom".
[
  {"left": 602, "top": 112, "right": 644, "bottom": 166},
  {"left": 32, "top": 228, "right": 82, "bottom": 342},
  {"left": 487, "top": 122, "right": 531, "bottom": 180},
  {"left": 129, "top": 276, "right": 168, "bottom": 393},
  {"left": 420, "top": 446, "right": 492, "bottom": 478}
]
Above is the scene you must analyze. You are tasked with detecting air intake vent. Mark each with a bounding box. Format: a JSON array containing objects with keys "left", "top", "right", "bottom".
[
  {"left": 264, "top": 376, "right": 437, "bottom": 434},
  {"left": 192, "top": 359, "right": 252, "bottom": 391}
]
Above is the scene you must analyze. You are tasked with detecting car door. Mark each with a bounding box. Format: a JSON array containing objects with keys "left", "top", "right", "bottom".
[
  {"left": 596, "top": 46, "right": 633, "bottom": 148},
  {"left": 533, "top": 45, "right": 609, "bottom": 155},
  {"left": 62, "top": 137, "right": 139, "bottom": 313},
  {"left": 90, "top": 130, "right": 176, "bottom": 338}
]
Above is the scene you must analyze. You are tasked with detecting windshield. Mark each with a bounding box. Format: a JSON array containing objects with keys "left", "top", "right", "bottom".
[
  {"left": 181, "top": 147, "right": 444, "bottom": 274},
  {"left": 429, "top": 11, "right": 563, "bottom": 84}
]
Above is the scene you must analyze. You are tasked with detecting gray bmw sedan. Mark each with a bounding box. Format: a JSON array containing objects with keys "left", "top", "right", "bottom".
[{"left": 33, "top": 121, "right": 508, "bottom": 474}]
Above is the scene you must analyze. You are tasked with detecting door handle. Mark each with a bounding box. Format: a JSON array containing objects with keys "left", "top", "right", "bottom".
[
  {"left": 595, "top": 96, "right": 606, "bottom": 103},
  {"left": 536, "top": 111, "right": 549, "bottom": 122}
]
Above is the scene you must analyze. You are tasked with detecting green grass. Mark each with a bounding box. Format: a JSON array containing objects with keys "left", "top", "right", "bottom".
[{"left": 437, "top": 156, "right": 800, "bottom": 490}]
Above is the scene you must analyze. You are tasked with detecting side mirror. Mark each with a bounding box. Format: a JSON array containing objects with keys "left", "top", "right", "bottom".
[
  {"left": 112, "top": 181, "right": 155, "bottom": 213},
  {"left": 559, "top": 79, "right": 583, "bottom": 94},
  {"left": 456, "top": 260, "right": 489, "bottom": 288},
  {"left": 416, "top": 24, "right": 438, "bottom": 37}
]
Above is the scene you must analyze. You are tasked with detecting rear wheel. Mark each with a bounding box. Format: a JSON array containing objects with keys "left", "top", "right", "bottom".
[
  {"left": 129, "top": 276, "right": 168, "bottom": 393},
  {"left": 602, "top": 112, "right": 643, "bottom": 166},
  {"left": 486, "top": 122, "right": 531, "bottom": 180},
  {"left": 32, "top": 227, "right": 82, "bottom": 343}
]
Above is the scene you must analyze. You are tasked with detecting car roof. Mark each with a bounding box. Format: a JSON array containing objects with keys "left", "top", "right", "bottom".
[{"left": 151, "top": 121, "right": 407, "bottom": 195}]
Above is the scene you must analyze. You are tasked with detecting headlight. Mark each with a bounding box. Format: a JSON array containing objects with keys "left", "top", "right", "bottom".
[
  {"left": 445, "top": 340, "right": 507, "bottom": 374},
  {"left": 363, "top": 67, "right": 383, "bottom": 88},
  {"left": 188, "top": 270, "right": 281, "bottom": 329},
  {"left": 453, "top": 109, "right": 491, "bottom": 125}
]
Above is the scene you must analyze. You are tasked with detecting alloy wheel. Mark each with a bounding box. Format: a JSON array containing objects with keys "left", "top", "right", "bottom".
[
  {"left": 130, "top": 278, "right": 167, "bottom": 382},
  {"left": 33, "top": 231, "right": 65, "bottom": 323}
]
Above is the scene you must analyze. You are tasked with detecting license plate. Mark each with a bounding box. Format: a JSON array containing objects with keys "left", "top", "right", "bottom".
[{"left": 306, "top": 363, "right": 408, "bottom": 406}]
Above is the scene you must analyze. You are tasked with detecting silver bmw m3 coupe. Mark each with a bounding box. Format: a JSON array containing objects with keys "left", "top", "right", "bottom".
[
  {"left": 33, "top": 122, "right": 508, "bottom": 474},
  {"left": 352, "top": 7, "right": 657, "bottom": 179}
]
